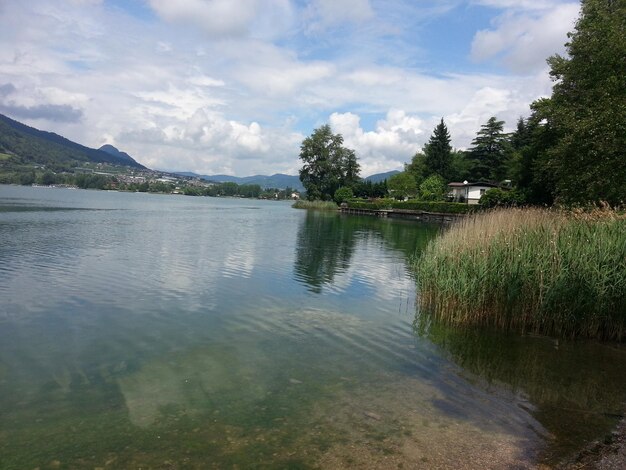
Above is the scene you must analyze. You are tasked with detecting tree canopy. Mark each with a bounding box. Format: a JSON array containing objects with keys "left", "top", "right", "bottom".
[
  {"left": 468, "top": 117, "right": 510, "bottom": 182},
  {"left": 298, "top": 125, "right": 360, "bottom": 201},
  {"left": 423, "top": 118, "right": 453, "bottom": 181},
  {"left": 540, "top": 0, "right": 626, "bottom": 204}
]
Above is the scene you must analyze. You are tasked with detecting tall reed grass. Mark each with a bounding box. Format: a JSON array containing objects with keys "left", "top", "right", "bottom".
[
  {"left": 415, "top": 207, "right": 626, "bottom": 340},
  {"left": 292, "top": 200, "right": 338, "bottom": 211}
]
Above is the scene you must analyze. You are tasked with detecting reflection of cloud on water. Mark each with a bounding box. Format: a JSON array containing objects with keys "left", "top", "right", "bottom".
[{"left": 222, "top": 234, "right": 256, "bottom": 279}]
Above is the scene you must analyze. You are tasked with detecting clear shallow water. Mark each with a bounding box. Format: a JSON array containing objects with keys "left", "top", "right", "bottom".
[{"left": 0, "top": 185, "right": 624, "bottom": 469}]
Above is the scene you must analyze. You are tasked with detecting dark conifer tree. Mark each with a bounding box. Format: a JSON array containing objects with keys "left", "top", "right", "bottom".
[
  {"left": 468, "top": 116, "right": 510, "bottom": 182},
  {"left": 423, "top": 118, "right": 453, "bottom": 181}
]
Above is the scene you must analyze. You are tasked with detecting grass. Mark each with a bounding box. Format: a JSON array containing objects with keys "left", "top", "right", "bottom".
[
  {"left": 414, "top": 207, "right": 626, "bottom": 340},
  {"left": 292, "top": 200, "right": 338, "bottom": 211}
]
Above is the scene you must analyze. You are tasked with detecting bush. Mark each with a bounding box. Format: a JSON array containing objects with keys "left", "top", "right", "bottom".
[
  {"left": 334, "top": 186, "right": 354, "bottom": 204},
  {"left": 345, "top": 198, "right": 394, "bottom": 210},
  {"left": 391, "top": 200, "right": 477, "bottom": 214},
  {"left": 479, "top": 188, "right": 525, "bottom": 208},
  {"left": 419, "top": 175, "right": 446, "bottom": 201}
]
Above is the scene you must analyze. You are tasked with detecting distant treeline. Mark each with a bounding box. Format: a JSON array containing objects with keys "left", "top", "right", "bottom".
[{"left": 0, "top": 168, "right": 300, "bottom": 200}]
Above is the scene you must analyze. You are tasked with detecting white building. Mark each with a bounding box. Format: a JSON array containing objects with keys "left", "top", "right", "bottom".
[{"left": 448, "top": 181, "right": 500, "bottom": 204}]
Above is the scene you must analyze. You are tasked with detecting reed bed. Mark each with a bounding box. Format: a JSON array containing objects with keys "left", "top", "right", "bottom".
[
  {"left": 415, "top": 207, "right": 626, "bottom": 340},
  {"left": 292, "top": 200, "right": 338, "bottom": 211}
]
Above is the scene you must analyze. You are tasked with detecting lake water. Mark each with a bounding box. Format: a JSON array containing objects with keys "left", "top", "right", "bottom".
[{"left": 0, "top": 185, "right": 624, "bottom": 469}]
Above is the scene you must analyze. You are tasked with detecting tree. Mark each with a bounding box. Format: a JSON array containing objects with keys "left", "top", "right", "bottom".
[
  {"left": 298, "top": 125, "right": 360, "bottom": 201},
  {"left": 423, "top": 118, "right": 453, "bottom": 181},
  {"left": 334, "top": 186, "right": 354, "bottom": 204},
  {"left": 388, "top": 172, "right": 417, "bottom": 200},
  {"left": 419, "top": 175, "right": 447, "bottom": 201},
  {"left": 342, "top": 148, "right": 360, "bottom": 188},
  {"left": 448, "top": 150, "right": 473, "bottom": 182},
  {"left": 405, "top": 152, "right": 427, "bottom": 187},
  {"left": 539, "top": 0, "right": 626, "bottom": 204},
  {"left": 510, "top": 104, "right": 559, "bottom": 205},
  {"left": 38, "top": 171, "right": 57, "bottom": 186},
  {"left": 468, "top": 117, "right": 510, "bottom": 182}
]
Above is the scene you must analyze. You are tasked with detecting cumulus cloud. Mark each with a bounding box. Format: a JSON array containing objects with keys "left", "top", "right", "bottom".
[
  {"left": 329, "top": 110, "right": 425, "bottom": 175},
  {"left": 147, "top": 0, "right": 294, "bottom": 38},
  {"left": 0, "top": 0, "right": 570, "bottom": 176},
  {"left": 0, "top": 102, "right": 83, "bottom": 122},
  {"left": 0, "top": 82, "right": 84, "bottom": 122},
  {"left": 118, "top": 108, "right": 303, "bottom": 175},
  {"left": 0, "top": 83, "right": 16, "bottom": 96},
  {"left": 471, "top": 2, "right": 579, "bottom": 72}
]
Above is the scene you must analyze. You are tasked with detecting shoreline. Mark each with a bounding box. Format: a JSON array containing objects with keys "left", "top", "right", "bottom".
[{"left": 559, "top": 412, "right": 626, "bottom": 469}]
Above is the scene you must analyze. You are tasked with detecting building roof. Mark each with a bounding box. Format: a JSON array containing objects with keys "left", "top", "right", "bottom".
[{"left": 447, "top": 181, "right": 501, "bottom": 188}]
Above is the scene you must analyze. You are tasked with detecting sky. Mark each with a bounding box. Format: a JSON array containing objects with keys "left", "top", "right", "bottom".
[{"left": 0, "top": 0, "right": 580, "bottom": 177}]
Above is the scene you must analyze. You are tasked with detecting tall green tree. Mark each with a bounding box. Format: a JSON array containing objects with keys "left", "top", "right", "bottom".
[
  {"left": 341, "top": 148, "right": 361, "bottom": 188},
  {"left": 540, "top": 0, "right": 626, "bottom": 204},
  {"left": 405, "top": 152, "right": 427, "bottom": 186},
  {"left": 423, "top": 118, "right": 453, "bottom": 181},
  {"left": 298, "top": 125, "right": 360, "bottom": 201},
  {"left": 419, "top": 175, "right": 447, "bottom": 201},
  {"left": 510, "top": 104, "right": 559, "bottom": 205},
  {"left": 388, "top": 171, "right": 417, "bottom": 200},
  {"left": 468, "top": 117, "right": 510, "bottom": 182}
]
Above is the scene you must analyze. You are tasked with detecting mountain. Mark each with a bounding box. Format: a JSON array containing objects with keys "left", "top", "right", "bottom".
[
  {"left": 364, "top": 170, "right": 400, "bottom": 183},
  {"left": 175, "top": 170, "right": 401, "bottom": 192},
  {"left": 177, "top": 172, "right": 304, "bottom": 191},
  {"left": 98, "top": 144, "right": 141, "bottom": 166},
  {"left": 0, "top": 113, "right": 145, "bottom": 169}
]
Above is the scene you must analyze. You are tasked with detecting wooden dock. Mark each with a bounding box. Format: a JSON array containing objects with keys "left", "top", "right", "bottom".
[{"left": 339, "top": 206, "right": 465, "bottom": 223}]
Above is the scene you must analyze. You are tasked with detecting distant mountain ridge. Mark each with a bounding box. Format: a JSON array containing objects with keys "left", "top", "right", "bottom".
[
  {"left": 99, "top": 144, "right": 141, "bottom": 166},
  {"left": 176, "top": 172, "right": 306, "bottom": 191},
  {"left": 0, "top": 113, "right": 145, "bottom": 169},
  {"left": 176, "top": 170, "right": 400, "bottom": 191},
  {"left": 364, "top": 170, "right": 400, "bottom": 183}
]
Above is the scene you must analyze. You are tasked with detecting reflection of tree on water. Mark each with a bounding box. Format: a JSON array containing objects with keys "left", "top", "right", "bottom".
[
  {"left": 294, "top": 212, "right": 439, "bottom": 292},
  {"left": 294, "top": 211, "right": 357, "bottom": 293},
  {"left": 414, "top": 318, "right": 626, "bottom": 463}
]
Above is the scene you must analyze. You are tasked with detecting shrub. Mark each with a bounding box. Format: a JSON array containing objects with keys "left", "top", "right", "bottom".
[
  {"left": 391, "top": 201, "right": 477, "bottom": 214},
  {"left": 334, "top": 186, "right": 354, "bottom": 204},
  {"left": 419, "top": 175, "right": 447, "bottom": 201},
  {"left": 479, "top": 188, "right": 526, "bottom": 208},
  {"left": 345, "top": 198, "right": 394, "bottom": 210}
]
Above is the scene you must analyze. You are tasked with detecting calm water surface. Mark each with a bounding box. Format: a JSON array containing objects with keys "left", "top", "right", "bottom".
[{"left": 0, "top": 185, "right": 624, "bottom": 469}]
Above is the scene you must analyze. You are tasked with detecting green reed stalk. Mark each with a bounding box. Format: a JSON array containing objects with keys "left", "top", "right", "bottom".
[
  {"left": 292, "top": 200, "right": 338, "bottom": 211},
  {"left": 415, "top": 208, "right": 626, "bottom": 340}
]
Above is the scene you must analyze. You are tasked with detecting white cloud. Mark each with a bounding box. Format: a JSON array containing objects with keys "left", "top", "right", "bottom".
[
  {"left": 148, "top": 0, "right": 294, "bottom": 38},
  {"left": 471, "top": 2, "right": 579, "bottom": 72},
  {"left": 305, "top": 0, "right": 374, "bottom": 30},
  {"left": 330, "top": 110, "right": 425, "bottom": 176},
  {"left": 471, "top": 0, "right": 562, "bottom": 10},
  {"left": 0, "top": 0, "right": 571, "bottom": 177},
  {"left": 148, "top": 0, "right": 257, "bottom": 36}
]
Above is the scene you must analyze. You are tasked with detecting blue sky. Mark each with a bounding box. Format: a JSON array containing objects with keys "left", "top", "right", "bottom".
[{"left": 0, "top": 0, "right": 580, "bottom": 176}]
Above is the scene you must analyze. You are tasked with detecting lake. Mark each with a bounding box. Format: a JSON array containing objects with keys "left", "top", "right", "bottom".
[{"left": 0, "top": 184, "right": 624, "bottom": 469}]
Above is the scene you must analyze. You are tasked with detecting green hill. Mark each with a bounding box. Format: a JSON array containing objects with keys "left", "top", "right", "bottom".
[{"left": 0, "top": 113, "right": 145, "bottom": 169}]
